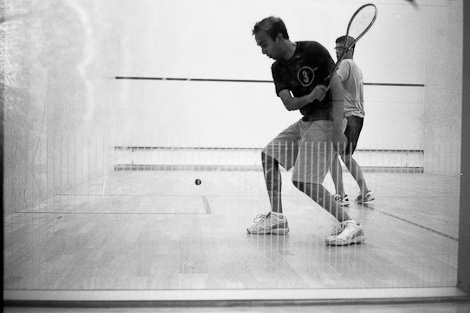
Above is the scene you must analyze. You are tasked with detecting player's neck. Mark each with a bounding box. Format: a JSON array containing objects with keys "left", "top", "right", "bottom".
[
  {"left": 281, "top": 40, "right": 297, "bottom": 61},
  {"left": 344, "top": 51, "right": 354, "bottom": 60}
]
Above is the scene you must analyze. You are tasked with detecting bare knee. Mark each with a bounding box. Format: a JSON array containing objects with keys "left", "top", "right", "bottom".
[{"left": 292, "top": 181, "right": 322, "bottom": 195}]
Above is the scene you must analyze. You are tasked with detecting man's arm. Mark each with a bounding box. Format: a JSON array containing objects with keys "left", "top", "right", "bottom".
[
  {"left": 335, "top": 60, "right": 350, "bottom": 83},
  {"left": 279, "top": 85, "right": 328, "bottom": 111},
  {"left": 329, "top": 73, "right": 347, "bottom": 150}
]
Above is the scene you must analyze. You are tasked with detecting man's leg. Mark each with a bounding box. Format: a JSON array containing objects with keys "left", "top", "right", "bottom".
[
  {"left": 292, "top": 180, "right": 363, "bottom": 245},
  {"left": 292, "top": 181, "right": 350, "bottom": 222},
  {"left": 247, "top": 148, "right": 293, "bottom": 235},
  {"left": 247, "top": 124, "right": 300, "bottom": 235},
  {"left": 262, "top": 151, "right": 282, "bottom": 213},
  {"left": 291, "top": 120, "right": 364, "bottom": 245},
  {"left": 330, "top": 154, "right": 350, "bottom": 206},
  {"left": 331, "top": 154, "right": 345, "bottom": 196},
  {"left": 331, "top": 118, "right": 348, "bottom": 198},
  {"left": 342, "top": 154, "right": 369, "bottom": 194},
  {"left": 345, "top": 152, "right": 375, "bottom": 204},
  {"left": 343, "top": 116, "right": 374, "bottom": 203}
]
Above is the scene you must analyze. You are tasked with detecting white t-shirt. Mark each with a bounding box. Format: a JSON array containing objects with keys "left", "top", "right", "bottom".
[{"left": 336, "top": 59, "right": 364, "bottom": 118}]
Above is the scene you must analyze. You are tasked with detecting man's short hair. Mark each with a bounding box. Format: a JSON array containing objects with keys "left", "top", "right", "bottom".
[
  {"left": 252, "top": 16, "right": 289, "bottom": 41},
  {"left": 336, "top": 35, "right": 356, "bottom": 54}
]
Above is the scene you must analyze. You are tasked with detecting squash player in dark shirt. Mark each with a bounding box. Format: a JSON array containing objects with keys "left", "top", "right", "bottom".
[{"left": 247, "top": 16, "right": 365, "bottom": 246}]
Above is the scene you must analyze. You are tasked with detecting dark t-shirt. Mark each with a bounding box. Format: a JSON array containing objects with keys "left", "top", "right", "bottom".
[{"left": 271, "top": 41, "right": 335, "bottom": 120}]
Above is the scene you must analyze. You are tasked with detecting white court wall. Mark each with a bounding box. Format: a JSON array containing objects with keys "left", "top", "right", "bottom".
[
  {"left": 114, "top": 0, "right": 462, "bottom": 175},
  {"left": 2, "top": 0, "right": 118, "bottom": 215},
  {"left": 116, "top": 0, "right": 427, "bottom": 149},
  {"left": 423, "top": 2, "right": 463, "bottom": 175}
]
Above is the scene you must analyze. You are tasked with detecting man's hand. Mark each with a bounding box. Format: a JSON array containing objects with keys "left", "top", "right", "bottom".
[
  {"left": 309, "top": 85, "right": 328, "bottom": 103},
  {"left": 279, "top": 84, "right": 329, "bottom": 112}
]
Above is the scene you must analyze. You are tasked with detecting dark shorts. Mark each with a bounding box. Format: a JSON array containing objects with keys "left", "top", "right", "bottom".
[{"left": 344, "top": 115, "right": 364, "bottom": 155}]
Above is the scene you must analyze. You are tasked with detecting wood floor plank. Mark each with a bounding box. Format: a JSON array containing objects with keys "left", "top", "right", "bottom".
[{"left": 4, "top": 171, "right": 460, "bottom": 291}]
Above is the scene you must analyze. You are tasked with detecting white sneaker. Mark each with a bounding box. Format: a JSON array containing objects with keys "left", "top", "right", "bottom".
[
  {"left": 325, "top": 221, "right": 364, "bottom": 246},
  {"left": 247, "top": 212, "right": 289, "bottom": 235},
  {"left": 356, "top": 191, "right": 375, "bottom": 204},
  {"left": 333, "top": 193, "right": 350, "bottom": 206}
]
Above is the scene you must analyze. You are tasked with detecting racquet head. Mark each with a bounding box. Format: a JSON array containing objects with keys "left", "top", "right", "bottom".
[
  {"left": 326, "top": 3, "right": 378, "bottom": 84},
  {"left": 345, "top": 3, "right": 378, "bottom": 49}
]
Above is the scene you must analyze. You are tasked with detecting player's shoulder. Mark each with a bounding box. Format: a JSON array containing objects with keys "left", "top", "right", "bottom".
[
  {"left": 297, "top": 41, "right": 330, "bottom": 56},
  {"left": 297, "top": 41, "right": 324, "bottom": 49},
  {"left": 341, "top": 59, "right": 354, "bottom": 66},
  {"left": 342, "top": 59, "right": 360, "bottom": 71}
]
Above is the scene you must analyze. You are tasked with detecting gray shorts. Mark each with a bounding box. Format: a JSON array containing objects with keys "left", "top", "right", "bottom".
[{"left": 262, "top": 119, "right": 336, "bottom": 184}]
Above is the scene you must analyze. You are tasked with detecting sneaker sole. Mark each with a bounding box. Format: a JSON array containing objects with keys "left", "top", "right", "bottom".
[
  {"left": 326, "top": 236, "right": 365, "bottom": 246},
  {"left": 325, "top": 231, "right": 365, "bottom": 246},
  {"left": 357, "top": 197, "right": 375, "bottom": 204},
  {"left": 247, "top": 227, "right": 290, "bottom": 235},
  {"left": 356, "top": 193, "right": 375, "bottom": 204}
]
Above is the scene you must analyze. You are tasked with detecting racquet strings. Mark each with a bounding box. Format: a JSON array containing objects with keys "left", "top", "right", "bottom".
[{"left": 345, "top": 4, "right": 377, "bottom": 49}]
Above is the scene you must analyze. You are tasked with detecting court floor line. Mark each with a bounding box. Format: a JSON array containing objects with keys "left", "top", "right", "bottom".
[
  {"left": 14, "top": 193, "right": 456, "bottom": 240},
  {"left": 14, "top": 195, "right": 211, "bottom": 215},
  {"left": 202, "top": 196, "right": 212, "bottom": 214},
  {"left": 101, "top": 175, "right": 107, "bottom": 198},
  {"left": 363, "top": 204, "right": 458, "bottom": 241},
  {"left": 13, "top": 207, "right": 456, "bottom": 241}
]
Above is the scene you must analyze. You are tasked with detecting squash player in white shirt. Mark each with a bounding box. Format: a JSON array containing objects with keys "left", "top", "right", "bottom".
[{"left": 331, "top": 35, "right": 375, "bottom": 205}]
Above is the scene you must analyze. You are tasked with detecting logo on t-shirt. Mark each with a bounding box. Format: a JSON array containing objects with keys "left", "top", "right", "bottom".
[{"left": 297, "top": 66, "right": 317, "bottom": 87}]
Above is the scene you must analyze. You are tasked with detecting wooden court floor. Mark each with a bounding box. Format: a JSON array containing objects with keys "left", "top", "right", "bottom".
[{"left": 4, "top": 169, "right": 461, "bottom": 293}]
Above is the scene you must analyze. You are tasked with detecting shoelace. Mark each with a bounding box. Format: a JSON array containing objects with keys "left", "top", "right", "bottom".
[
  {"left": 330, "top": 221, "right": 347, "bottom": 236},
  {"left": 331, "top": 221, "right": 359, "bottom": 236},
  {"left": 253, "top": 212, "right": 272, "bottom": 224},
  {"left": 334, "top": 194, "right": 347, "bottom": 202}
]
